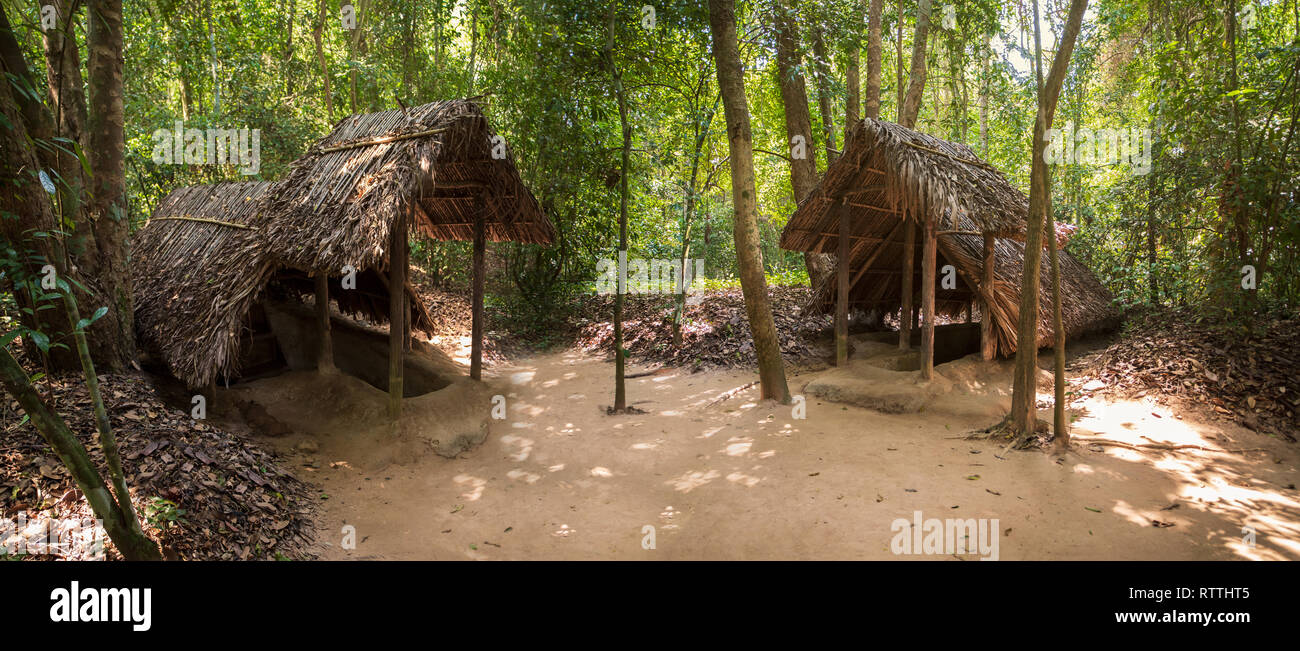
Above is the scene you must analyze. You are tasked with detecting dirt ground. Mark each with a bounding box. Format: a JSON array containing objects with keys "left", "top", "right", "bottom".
[{"left": 251, "top": 344, "right": 1300, "bottom": 561}]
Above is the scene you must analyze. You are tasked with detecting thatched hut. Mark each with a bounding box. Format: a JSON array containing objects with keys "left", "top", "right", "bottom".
[
  {"left": 779, "top": 118, "right": 1117, "bottom": 374},
  {"left": 132, "top": 99, "right": 553, "bottom": 417}
]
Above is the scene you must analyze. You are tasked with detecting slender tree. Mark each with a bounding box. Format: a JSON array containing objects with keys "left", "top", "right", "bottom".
[
  {"left": 772, "top": 0, "right": 834, "bottom": 293},
  {"left": 845, "top": 37, "right": 860, "bottom": 139},
  {"left": 84, "top": 0, "right": 134, "bottom": 369},
  {"left": 1010, "top": 0, "right": 1090, "bottom": 440},
  {"left": 865, "top": 0, "right": 883, "bottom": 119},
  {"left": 708, "top": 0, "right": 790, "bottom": 403},
  {"left": 314, "top": 0, "right": 334, "bottom": 121},
  {"left": 809, "top": 24, "right": 838, "bottom": 165},
  {"left": 605, "top": 3, "right": 632, "bottom": 412},
  {"left": 898, "top": 0, "right": 932, "bottom": 128},
  {"left": 1, "top": 3, "right": 133, "bottom": 370},
  {"left": 673, "top": 89, "right": 719, "bottom": 347}
]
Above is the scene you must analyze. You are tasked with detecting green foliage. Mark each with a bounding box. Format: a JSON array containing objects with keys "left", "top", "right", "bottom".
[
  {"left": 144, "top": 497, "right": 187, "bottom": 532},
  {"left": 3, "top": 0, "right": 1294, "bottom": 333}
]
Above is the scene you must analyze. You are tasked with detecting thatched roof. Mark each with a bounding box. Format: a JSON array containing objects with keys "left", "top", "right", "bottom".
[
  {"left": 780, "top": 118, "right": 1073, "bottom": 251},
  {"left": 132, "top": 182, "right": 281, "bottom": 387},
  {"left": 778, "top": 119, "right": 1117, "bottom": 356},
  {"left": 938, "top": 226, "right": 1118, "bottom": 354},
  {"left": 132, "top": 99, "right": 556, "bottom": 387},
  {"left": 132, "top": 182, "right": 440, "bottom": 387},
  {"left": 258, "top": 98, "right": 553, "bottom": 273}
]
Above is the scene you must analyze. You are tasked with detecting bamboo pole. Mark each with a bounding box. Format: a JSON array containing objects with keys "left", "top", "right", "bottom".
[
  {"left": 315, "top": 273, "right": 334, "bottom": 371},
  {"left": 470, "top": 209, "right": 486, "bottom": 381},
  {"left": 148, "top": 216, "right": 256, "bottom": 229},
  {"left": 836, "top": 201, "right": 849, "bottom": 366},
  {"left": 921, "top": 218, "right": 937, "bottom": 380},
  {"left": 899, "top": 219, "right": 915, "bottom": 350},
  {"left": 316, "top": 126, "right": 450, "bottom": 154},
  {"left": 981, "top": 234, "right": 996, "bottom": 360}
]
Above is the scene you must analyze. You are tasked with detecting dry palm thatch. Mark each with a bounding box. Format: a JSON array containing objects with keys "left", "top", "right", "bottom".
[
  {"left": 941, "top": 227, "right": 1118, "bottom": 355},
  {"left": 132, "top": 182, "right": 279, "bottom": 388},
  {"left": 779, "top": 118, "right": 1117, "bottom": 356},
  {"left": 134, "top": 182, "right": 440, "bottom": 388},
  {"left": 780, "top": 118, "right": 1073, "bottom": 251},
  {"left": 132, "top": 100, "right": 555, "bottom": 388},
  {"left": 258, "top": 98, "right": 553, "bottom": 273}
]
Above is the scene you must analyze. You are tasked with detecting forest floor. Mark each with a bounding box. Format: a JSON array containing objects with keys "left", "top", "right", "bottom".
[
  {"left": 285, "top": 335, "right": 1299, "bottom": 561},
  {"left": 5, "top": 291, "right": 1296, "bottom": 560}
]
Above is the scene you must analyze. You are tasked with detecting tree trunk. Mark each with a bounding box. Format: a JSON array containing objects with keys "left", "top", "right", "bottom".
[
  {"left": 1010, "top": 0, "right": 1088, "bottom": 439},
  {"left": 1146, "top": 117, "right": 1159, "bottom": 305},
  {"left": 606, "top": 4, "right": 630, "bottom": 412},
  {"left": 468, "top": 4, "right": 478, "bottom": 95},
  {"left": 896, "top": 0, "right": 905, "bottom": 117},
  {"left": 865, "top": 0, "right": 883, "bottom": 119},
  {"left": 1047, "top": 201, "right": 1067, "bottom": 449},
  {"left": 84, "top": 0, "right": 135, "bottom": 371},
  {"left": 62, "top": 289, "right": 142, "bottom": 539},
  {"left": 674, "top": 95, "right": 719, "bottom": 346},
  {"left": 772, "top": 0, "right": 834, "bottom": 293},
  {"left": 979, "top": 41, "right": 989, "bottom": 156},
  {"left": 810, "top": 25, "right": 838, "bottom": 165},
  {"left": 845, "top": 44, "right": 860, "bottom": 139},
  {"left": 41, "top": 0, "right": 88, "bottom": 251},
  {"left": 899, "top": 0, "right": 932, "bottom": 128},
  {"left": 314, "top": 0, "right": 334, "bottom": 121},
  {"left": 0, "top": 62, "right": 75, "bottom": 369},
  {"left": 708, "top": 0, "right": 790, "bottom": 403}
]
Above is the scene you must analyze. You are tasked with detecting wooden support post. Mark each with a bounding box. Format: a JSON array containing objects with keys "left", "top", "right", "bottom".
[
  {"left": 388, "top": 222, "right": 406, "bottom": 423},
  {"left": 965, "top": 302, "right": 972, "bottom": 323},
  {"left": 470, "top": 210, "right": 486, "bottom": 381},
  {"left": 402, "top": 238, "right": 412, "bottom": 353},
  {"left": 899, "top": 219, "right": 915, "bottom": 350},
  {"left": 980, "top": 233, "right": 996, "bottom": 361},
  {"left": 315, "top": 273, "right": 334, "bottom": 372},
  {"left": 920, "top": 218, "right": 937, "bottom": 380},
  {"left": 835, "top": 201, "right": 849, "bottom": 366}
]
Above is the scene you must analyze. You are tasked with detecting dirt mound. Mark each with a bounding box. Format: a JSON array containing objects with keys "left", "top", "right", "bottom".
[
  {"left": 803, "top": 352, "right": 1048, "bottom": 419},
  {"left": 229, "top": 370, "right": 497, "bottom": 467},
  {"left": 0, "top": 370, "right": 318, "bottom": 560},
  {"left": 1070, "top": 307, "right": 1299, "bottom": 441}
]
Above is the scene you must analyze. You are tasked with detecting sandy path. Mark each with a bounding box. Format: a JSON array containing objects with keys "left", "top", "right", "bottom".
[{"left": 295, "top": 351, "right": 1300, "bottom": 560}]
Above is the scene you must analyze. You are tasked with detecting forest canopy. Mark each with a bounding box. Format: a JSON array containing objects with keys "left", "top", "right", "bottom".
[{"left": 2, "top": 0, "right": 1296, "bottom": 329}]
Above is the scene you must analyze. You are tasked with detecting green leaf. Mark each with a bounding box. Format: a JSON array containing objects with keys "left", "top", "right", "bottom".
[
  {"left": 0, "top": 330, "right": 23, "bottom": 347},
  {"left": 29, "top": 331, "right": 49, "bottom": 352}
]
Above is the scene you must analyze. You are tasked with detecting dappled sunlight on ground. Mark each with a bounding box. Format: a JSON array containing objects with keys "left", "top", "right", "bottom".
[
  {"left": 1066, "top": 396, "right": 1300, "bottom": 560},
  {"left": 307, "top": 351, "right": 1298, "bottom": 560}
]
